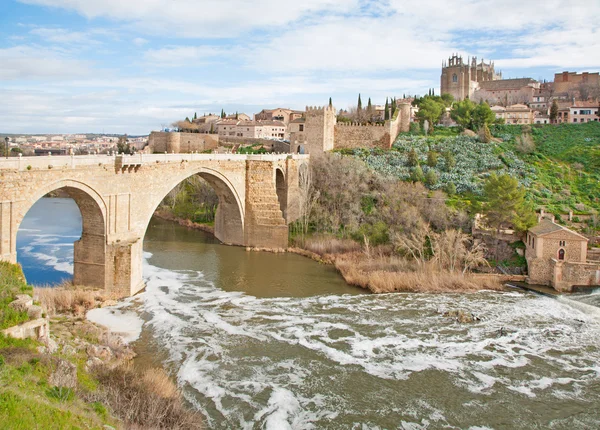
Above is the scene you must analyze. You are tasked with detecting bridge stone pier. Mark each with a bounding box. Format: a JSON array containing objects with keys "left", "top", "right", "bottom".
[{"left": 0, "top": 153, "right": 308, "bottom": 297}]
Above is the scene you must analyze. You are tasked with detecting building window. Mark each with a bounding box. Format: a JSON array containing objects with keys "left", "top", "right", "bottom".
[
  {"left": 452, "top": 74, "right": 458, "bottom": 83},
  {"left": 299, "top": 124, "right": 304, "bottom": 132},
  {"left": 574, "top": 118, "right": 577, "bottom": 122},
  {"left": 558, "top": 249, "right": 565, "bottom": 260},
  {"left": 532, "top": 238, "right": 535, "bottom": 249}
]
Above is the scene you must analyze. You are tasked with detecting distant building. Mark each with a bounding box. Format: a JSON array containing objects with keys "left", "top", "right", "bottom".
[
  {"left": 440, "top": 54, "right": 502, "bottom": 101},
  {"left": 217, "top": 120, "right": 287, "bottom": 140},
  {"left": 553, "top": 71, "right": 600, "bottom": 95},
  {"left": 569, "top": 101, "right": 599, "bottom": 123},
  {"left": 491, "top": 104, "right": 534, "bottom": 124},
  {"left": 526, "top": 219, "right": 600, "bottom": 291},
  {"left": 254, "top": 108, "right": 304, "bottom": 126}
]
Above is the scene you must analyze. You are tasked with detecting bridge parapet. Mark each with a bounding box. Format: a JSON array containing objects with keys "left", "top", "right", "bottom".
[{"left": 0, "top": 153, "right": 309, "bottom": 171}]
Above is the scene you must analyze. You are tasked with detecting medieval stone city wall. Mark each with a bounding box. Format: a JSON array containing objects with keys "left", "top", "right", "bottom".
[
  {"left": 148, "top": 132, "right": 219, "bottom": 153},
  {"left": 472, "top": 87, "right": 535, "bottom": 106},
  {"left": 334, "top": 123, "right": 389, "bottom": 150}
]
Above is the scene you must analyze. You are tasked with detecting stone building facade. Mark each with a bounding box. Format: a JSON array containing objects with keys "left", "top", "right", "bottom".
[
  {"left": 491, "top": 104, "right": 534, "bottom": 124},
  {"left": 553, "top": 71, "right": 600, "bottom": 95},
  {"left": 525, "top": 219, "right": 600, "bottom": 291},
  {"left": 147, "top": 132, "right": 219, "bottom": 153},
  {"left": 440, "top": 54, "right": 502, "bottom": 101}
]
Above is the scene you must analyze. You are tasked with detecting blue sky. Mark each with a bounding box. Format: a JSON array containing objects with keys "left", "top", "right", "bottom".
[{"left": 1, "top": 0, "right": 599, "bottom": 134}]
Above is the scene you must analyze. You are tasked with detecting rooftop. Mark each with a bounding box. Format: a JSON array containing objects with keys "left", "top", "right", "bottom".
[
  {"left": 529, "top": 219, "right": 588, "bottom": 240},
  {"left": 479, "top": 78, "right": 538, "bottom": 91}
]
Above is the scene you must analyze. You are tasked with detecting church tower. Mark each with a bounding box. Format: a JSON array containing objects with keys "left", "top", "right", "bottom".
[{"left": 441, "top": 54, "right": 472, "bottom": 101}]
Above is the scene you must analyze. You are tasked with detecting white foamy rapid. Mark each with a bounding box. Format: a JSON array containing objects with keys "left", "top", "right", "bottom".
[
  {"left": 136, "top": 252, "right": 600, "bottom": 428},
  {"left": 87, "top": 298, "right": 144, "bottom": 344}
]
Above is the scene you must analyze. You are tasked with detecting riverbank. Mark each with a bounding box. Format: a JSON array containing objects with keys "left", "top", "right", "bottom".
[
  {"left": 0, "top": 265, "right": 203, "bottom": 429},
  {"left": 154, "top": 209, "right": 505, "bottom": 293}
]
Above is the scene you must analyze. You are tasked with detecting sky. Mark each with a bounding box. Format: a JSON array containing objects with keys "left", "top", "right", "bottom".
[{"left": 1, "top": 0, "right": 599, "bottom": 134}]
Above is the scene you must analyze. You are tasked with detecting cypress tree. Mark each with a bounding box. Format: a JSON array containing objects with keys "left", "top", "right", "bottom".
[
  {"left": 193, "top": 112, "right": 197, "bottom": 120},
  {"left": 384, "top": 98, "right": 390, "bottom": 120},
  {"left": 329, "top": 97, "right": 333, "bottom": 108},
  {"left": 357, "top": 94, "right": 362, "bottom": 111}
]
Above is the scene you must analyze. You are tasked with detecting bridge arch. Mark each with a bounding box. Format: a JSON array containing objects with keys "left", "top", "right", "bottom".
[
  {"left": 144, "top": 167, "right": 245, "bottom": 246},
  {"left": 16, "top": 179, "right": 107, "bottom": 288}
]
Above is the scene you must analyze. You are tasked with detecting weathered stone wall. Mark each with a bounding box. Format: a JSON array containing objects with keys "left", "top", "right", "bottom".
[
  {"left": 334, "top": 123, "right": 389, "bottom": 149},
  {"left": 0, "top": 154, "right": 307, "bottom": 297},
  {"left": 552, "top": 260, "right": 600, "bottom": 291},
  {"left": 303, "top": 106, "right": 336, "bottom": 154},
  {"left": 147, "top": 132, "right": 219, "bottom": 153}
]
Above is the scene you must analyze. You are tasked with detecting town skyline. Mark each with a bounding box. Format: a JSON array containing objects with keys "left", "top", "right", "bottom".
[{"left": 1, "top": 0, "right": 599, "bottom": 134}]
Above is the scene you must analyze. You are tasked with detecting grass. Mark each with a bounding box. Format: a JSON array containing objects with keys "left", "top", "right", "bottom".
[
  {"left": 0, "top": 262, "right": 33, "bottom": 330},
  {"left": 1, "top": 261, "right": 203, "bottom": 429}
]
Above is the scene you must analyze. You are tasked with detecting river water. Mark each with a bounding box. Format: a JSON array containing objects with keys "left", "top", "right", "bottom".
[{"left": 18, "top": 198, "right": 600, "bottom": 429}]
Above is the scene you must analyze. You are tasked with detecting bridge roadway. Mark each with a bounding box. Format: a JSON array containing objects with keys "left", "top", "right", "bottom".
[{"left": 0, "top": 153, "right": 308, "bottom": 297}]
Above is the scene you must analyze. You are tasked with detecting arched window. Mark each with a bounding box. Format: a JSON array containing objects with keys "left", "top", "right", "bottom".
[
  {"left": 452, "top": 74, "right": 458, "bottom": 83},
  {"left": 558, "top": 249, "right": 565, "bottom": 260}
]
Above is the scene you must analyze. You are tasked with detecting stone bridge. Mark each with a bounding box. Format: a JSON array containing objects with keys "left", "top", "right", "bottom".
[{"left": 0, "top": 153, "right": 309, "bottom": 297}]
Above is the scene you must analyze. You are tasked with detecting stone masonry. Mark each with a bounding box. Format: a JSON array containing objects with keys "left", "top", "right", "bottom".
[{"left": 0, "top": 153, "right": 308, "bottom": 298}]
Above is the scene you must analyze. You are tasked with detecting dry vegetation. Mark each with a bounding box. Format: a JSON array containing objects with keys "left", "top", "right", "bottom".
[
  {"left": 34, "top": 281, "right": 117, "bottom": 317},
  {"left": 334, "top": 254, "right": 502, "bottom": 293},
  {"left": 291, "top": 153, "right": 500, "bottom": 293},
  {"left": 85, "top": 364, "right": 203, "bottom": 430}
]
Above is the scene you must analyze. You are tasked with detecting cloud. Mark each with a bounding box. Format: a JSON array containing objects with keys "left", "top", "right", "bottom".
[
  {"left": 133, "top": 37, "right": 148, "bottom": 46},
  {"left": 19, "top": 0, "right": 361, "bottom": 37},
  {"left": 142, "top": 45, "right": 226, "bottom": 67},
  {"left": 0, "top": 45, "right": 91, "bottom": 80},
  {"left": 30, "top": 28, "right": 95, "bottom": 44}
]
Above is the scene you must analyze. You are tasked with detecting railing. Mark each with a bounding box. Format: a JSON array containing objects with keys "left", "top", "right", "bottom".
[{"left": 0, "top": 153, "right": 310, "bottom": 171}]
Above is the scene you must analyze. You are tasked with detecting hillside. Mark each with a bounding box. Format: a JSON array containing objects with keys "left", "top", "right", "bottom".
[{"left": 343, "top": 123, "right": 600, "bottom": 222}]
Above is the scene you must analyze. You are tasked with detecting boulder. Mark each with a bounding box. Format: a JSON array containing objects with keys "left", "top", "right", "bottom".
[
  {"left": 85, "top": 357, "right": 103, "bottom": 372},
  {"left": 27, "top": 305, "right": 44, "bottom": 319},
  {"left": 49, "top": 359, "right": 77, "bottom": 389},
  {"left": 9, "top": 295, "right": 33, "bottom": 312},
  {"left": 86, "top": 344, "right": 114, "bottom": 361},
  {"left": 46, "top": 337, "right": 58, "bottom": 354}
]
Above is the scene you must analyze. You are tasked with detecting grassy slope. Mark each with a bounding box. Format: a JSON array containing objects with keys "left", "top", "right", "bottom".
[
  {"left": 0, "top": 262, "right": 33, "bottom": 330},
  {"left": 349, "top": 123, "right": 600, "bottom": 215},
  {"left": 0, "top": 263, "right": 115, "bottom": 430}
]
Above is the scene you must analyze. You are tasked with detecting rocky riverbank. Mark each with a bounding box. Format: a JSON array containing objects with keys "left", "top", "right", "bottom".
[{"left": 0, "top": 265, "right": 203, "bottom": 429}]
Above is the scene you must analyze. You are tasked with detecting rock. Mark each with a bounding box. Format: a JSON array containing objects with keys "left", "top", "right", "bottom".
[
  {"left": 114, "top": 346, "right": 137, "bottom": 361},
  {"left": 37, "top": 345, "right": 47, "bottom": 354},
  {"left": 462, "top": 129, "right": 477, "bottom": 137},
  {"left": 443, "top": 309, "right": 480, "bottom": 323},
  {"left": 100, "top": 300, "right": 118, "bottom": 308},
  {"left": 85, "top": 357, "right": 103, "bottom": 372},
  {"left": 86, "top": 344, "right": 114, "bottom": 361},
  {"left": 27, "top": 305, "right": 43, "bottom": 319},
  {"left": 49, "top": 359, "right": 77, "bottom": 389},
  {"left": 8, "top": 295, "right": 33, "bottom": 312},
  {"left": 62, "top": 344, "right": 77, "bottom": 356},
  {"left": 46, "top": 337, "right": 58, "bottom": 354}
]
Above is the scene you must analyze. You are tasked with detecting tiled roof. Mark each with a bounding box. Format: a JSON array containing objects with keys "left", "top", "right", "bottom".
[
  {"left": 479, "top": 78, "right": 537, "bottom": 91},
  {"left": 529, "top": 219, "right": 588, "bottom": 240}
]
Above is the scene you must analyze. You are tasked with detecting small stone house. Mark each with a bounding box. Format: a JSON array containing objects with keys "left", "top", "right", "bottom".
[{"left": 525, "top": 219, "right": 600, "bottom": 291}]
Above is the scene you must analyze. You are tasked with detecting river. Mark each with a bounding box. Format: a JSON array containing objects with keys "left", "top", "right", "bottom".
[{"left": 18, "top": 198, "right": 600, "bottom": 429}]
